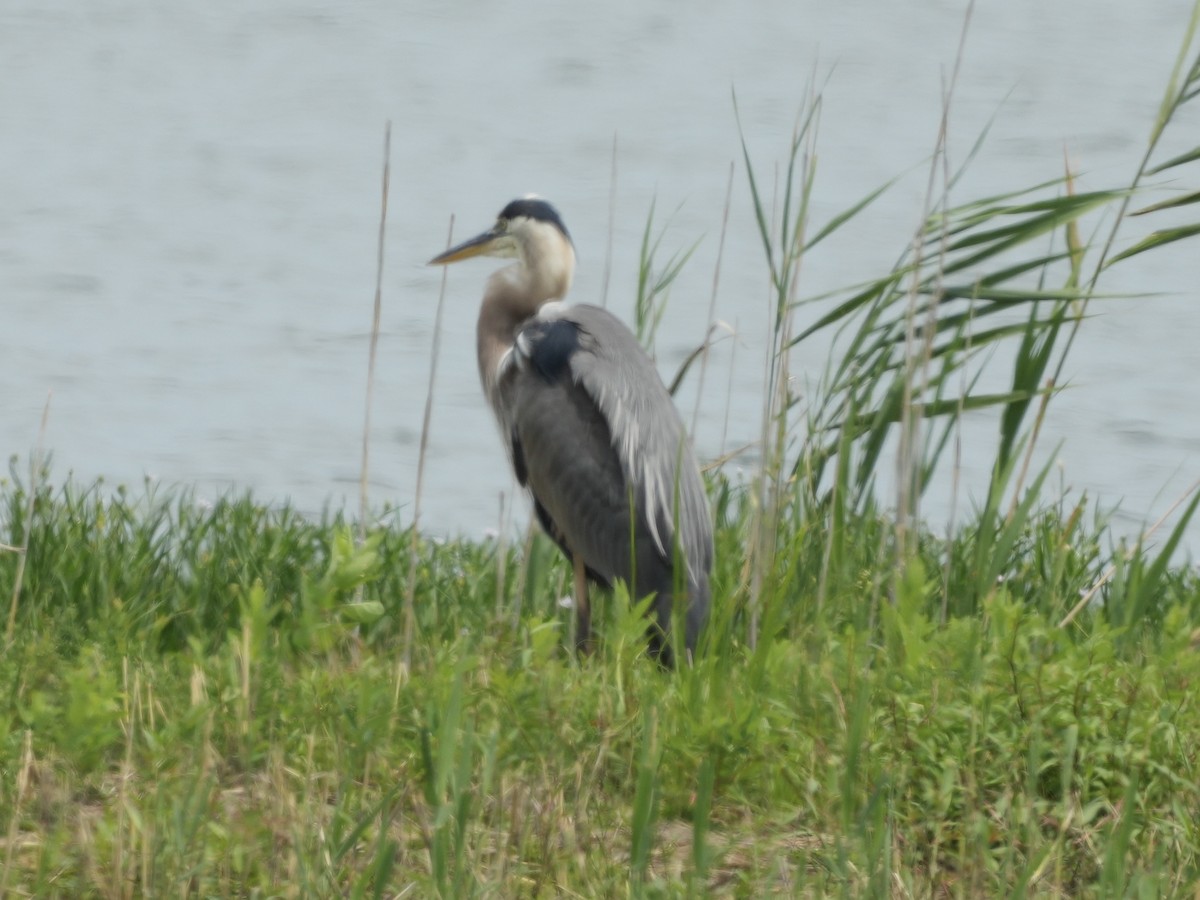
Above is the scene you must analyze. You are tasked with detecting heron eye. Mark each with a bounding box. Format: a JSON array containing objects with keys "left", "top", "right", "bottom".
[{"left": 495, "top": 218, "right": 509, "bottom": 233}]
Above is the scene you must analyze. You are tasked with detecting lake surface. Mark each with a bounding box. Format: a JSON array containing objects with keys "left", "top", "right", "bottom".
[{"left": 4, "top": 0, "right": 1199, "bottom": 548}]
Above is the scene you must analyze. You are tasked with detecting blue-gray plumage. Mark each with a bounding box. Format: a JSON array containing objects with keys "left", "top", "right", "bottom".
[
  {"left": 428, "top": 197, "right": 712, "bottom": 665},
  {"left": 520, "top": 318, "right": 580, "bottom": 383}
]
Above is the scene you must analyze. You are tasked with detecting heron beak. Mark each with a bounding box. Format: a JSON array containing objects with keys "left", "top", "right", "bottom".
[{"left": 427, "top": 228, "right": 503, "bottom": 266}]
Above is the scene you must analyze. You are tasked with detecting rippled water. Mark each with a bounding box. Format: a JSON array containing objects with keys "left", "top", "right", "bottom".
[{"left": 3, "top": 1, "right": 1198, "bottom": 547}]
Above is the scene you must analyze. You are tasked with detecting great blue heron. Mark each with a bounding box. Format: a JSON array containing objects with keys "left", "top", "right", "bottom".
[{"left": 428, "top": 197, "right": 712, "bottom": 665}]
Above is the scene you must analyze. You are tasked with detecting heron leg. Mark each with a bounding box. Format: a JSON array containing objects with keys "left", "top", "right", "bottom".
[
  {"left": 646, "top": 612, "right": 674, "bottom": 670},
  {"left": 573, "top": 553, "right": 592, "bottom": 654}
]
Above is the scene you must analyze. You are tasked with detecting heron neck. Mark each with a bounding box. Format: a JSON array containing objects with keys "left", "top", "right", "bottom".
[
  {"left": 476, "top": 294, "right": 522, "bottom": 401},
  {"left": 476, "top": 250, "right": 574, "bottom": 402}
]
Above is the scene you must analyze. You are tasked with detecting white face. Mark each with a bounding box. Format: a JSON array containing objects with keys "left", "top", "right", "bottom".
[
  {"left": 485, "top": 218, "right": 523, "bottom": 259},
  {"left": 507, "top": 216, "right": 576, "bottom": 269}
]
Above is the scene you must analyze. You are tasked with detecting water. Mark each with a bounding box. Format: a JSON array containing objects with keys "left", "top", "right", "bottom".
[{"left": 3, "top": 0, "right": 1198, "bottom": 548}]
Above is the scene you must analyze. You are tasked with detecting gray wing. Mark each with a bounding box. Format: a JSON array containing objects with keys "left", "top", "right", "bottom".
[{"left": 497, "top": 303, "right": 713, "bottom": 589}]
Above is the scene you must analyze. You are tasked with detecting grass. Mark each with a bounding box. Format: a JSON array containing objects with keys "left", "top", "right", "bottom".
[
  {"left": 2, "top": 474, "right": 1200, "bottom": 897},
  {"left": 5, "top": 7, "right": 1200, "bottom": 896}
]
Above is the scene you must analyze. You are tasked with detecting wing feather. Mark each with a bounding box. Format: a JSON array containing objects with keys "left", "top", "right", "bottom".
[{"left": 498, "top": 304, "right": 712, "bottom": 588}]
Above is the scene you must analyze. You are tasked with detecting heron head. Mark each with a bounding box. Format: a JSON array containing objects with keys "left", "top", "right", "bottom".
[{"left": 428, "top": 197, "right": 574, "bottom": 270}]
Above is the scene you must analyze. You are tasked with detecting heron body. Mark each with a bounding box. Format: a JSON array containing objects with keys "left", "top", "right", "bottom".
[{"left": 429, "top": 198, "right": 712, "bottom": 664}]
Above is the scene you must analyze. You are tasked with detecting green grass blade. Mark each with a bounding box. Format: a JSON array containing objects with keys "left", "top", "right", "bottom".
[{"left": 1105, "top": 223, "right": 1200, "bottom": 265}]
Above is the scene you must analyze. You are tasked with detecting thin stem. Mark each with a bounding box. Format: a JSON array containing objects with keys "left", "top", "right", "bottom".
[
  {"left": 359, "top": 122, "right": 391, "bottom": 537},
  {"left": 404, "top": 215, "right": 455, "bottom": 671},
  {"left": 1052, "top": 11, "right": 1200, "bottom": 395},
  {"left": 601, "top": 133, "right": 618, "bottom": 309},
  {"left": 5, "top": 392, "right": 51, "bottom": 648},
  {"left": 691, "top": 161, "right": 735, "bottom": 436}
]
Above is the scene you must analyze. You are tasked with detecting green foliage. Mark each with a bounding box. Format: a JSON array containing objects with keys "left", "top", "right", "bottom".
[
  {"left": 634, "top": 197, "right": 700, "bottom": 355},
  {"left": 2, "top": 476, "right": 1199, "bottom": 895}
]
